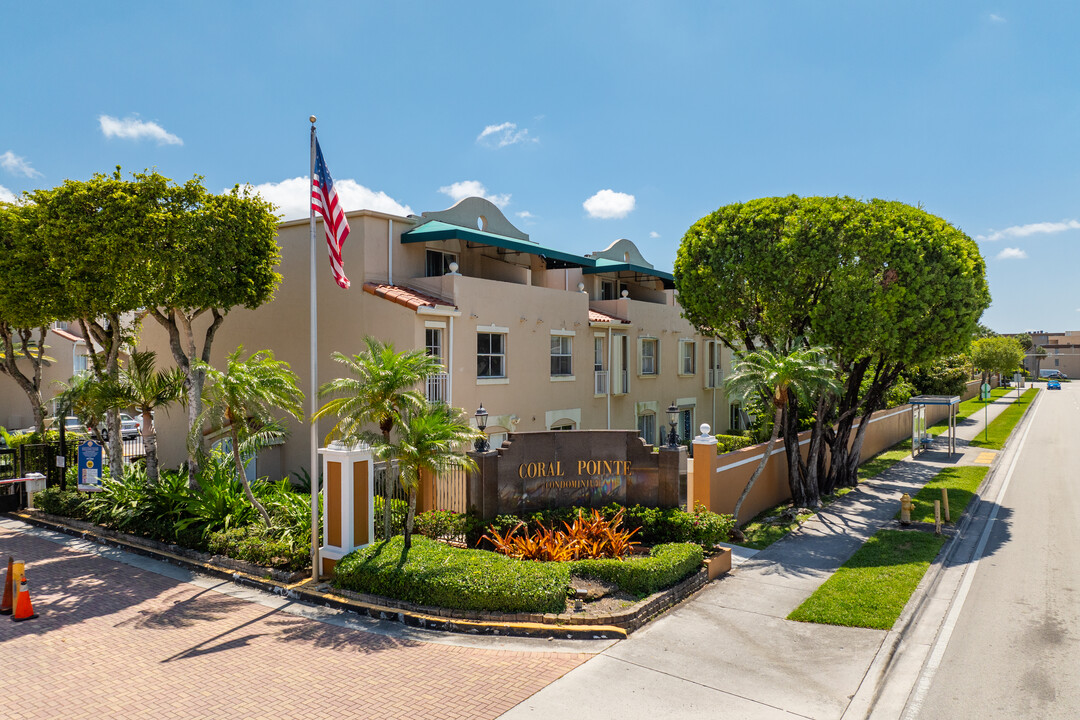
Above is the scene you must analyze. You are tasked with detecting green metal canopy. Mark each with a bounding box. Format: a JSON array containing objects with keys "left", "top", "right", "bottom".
[
  {"left": 402, "top": 221, "right": 594, "bottom": 270},
  {"left": 582, "top": 257, "right": 675, "bottom": 289}
]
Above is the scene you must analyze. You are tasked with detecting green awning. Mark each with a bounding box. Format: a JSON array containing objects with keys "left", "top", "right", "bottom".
[
  {"left": 583, "top": 257, "right": 675, "bottom": 289},
  {"left": 402, "top": 221, "right": 594, "bottom": 270}
]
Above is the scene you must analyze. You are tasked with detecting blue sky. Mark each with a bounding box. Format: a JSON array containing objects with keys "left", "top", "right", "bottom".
[{"left": 2, "top": 2, "right": 1078, "bottom": 334}]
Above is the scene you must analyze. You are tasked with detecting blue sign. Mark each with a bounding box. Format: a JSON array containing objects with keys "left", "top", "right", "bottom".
[{"left": 77, "top": 440, "right": 103, "bottom": 492}]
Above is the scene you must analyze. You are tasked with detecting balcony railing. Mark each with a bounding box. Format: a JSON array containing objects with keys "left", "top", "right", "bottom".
[
  {"left": 426, "top": 372, "right": 449, "bottom": 404},
  {"left": 594, "top": 370, "right": 608, "bottom": 395}
]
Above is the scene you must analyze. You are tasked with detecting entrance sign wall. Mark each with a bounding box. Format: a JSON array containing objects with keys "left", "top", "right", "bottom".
[{"left": 468, "top": 430, "right": 682, "bottom": 520}]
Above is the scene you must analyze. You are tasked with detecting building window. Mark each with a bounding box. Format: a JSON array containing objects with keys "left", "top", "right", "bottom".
[
  {"left": 74, "top": 353, "right": 90, "bottom": 375},
  {"left": 550, "top": 335, "right": 573, "bottom": 377},
  {"left": 425, "top": 328, "right": 444, "bottom": 364},
  {"left": 680, "top": 340, "right": 696, "bottom": 375},
  {"left": 637, "top": 413, "right": 656, "bottom": 445},
  {"left": 477, "top": 332, "right": 506, "bottom": 378},
  {"left": 640, "top": 338, "right": 658, "bottom": 376},
  {"left": 487, "top": 432, "right": 508, "bottom": 449},
  {"left": 550, "top": 422, "right": 575, "bottom": 431},
  {"left": 705, "top": 341, "right": 722, "bottom": 388},
  {"left": 601, "top": 279, "right": 616, "bottom": 300},
  {"left": 426, "top": 249, "right": 457, "bottom": 277}
]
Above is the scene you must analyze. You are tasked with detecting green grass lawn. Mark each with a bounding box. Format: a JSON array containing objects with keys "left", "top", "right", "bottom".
[
  {"left": 858, "top": 441, "right": 911, "bottom": 481},
  {"left": 900, "top": 466, "right": 988, "bottom": 524},
  {"left": 968, "top": 388, "right": 1038, "bottom": 450},
  {"left": 787, "top": 530, "right": 946, "bottom": 629},
  {"left": 928, "top": 387, "right": 1012, "bottom": 436}
]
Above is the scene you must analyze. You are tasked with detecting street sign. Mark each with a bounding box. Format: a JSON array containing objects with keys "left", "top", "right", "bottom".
[
  {"left": 980, "top": 382, "right": 991, "bottom": 401},
  {"left": 77, "top": 440, "right": 103, "bottom": 492}
]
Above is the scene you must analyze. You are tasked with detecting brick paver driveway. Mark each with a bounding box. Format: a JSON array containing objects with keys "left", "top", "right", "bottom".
[{"left": 0, "top": 523, "right": 593, "bottom": 720}]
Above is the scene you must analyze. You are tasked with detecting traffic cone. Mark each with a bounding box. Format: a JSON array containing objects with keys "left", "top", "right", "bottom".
[
  {"left": 11, "top": 574, "right": 37, "bottom": 622},
  {"left": 1, "top": 557, "right": 14, "bottom": 615}
]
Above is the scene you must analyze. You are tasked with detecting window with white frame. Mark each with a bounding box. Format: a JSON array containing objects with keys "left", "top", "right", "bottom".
[
  {"left": 640, "top": 337, "right": 658, "bottom": 376},
  {"left": 637, "top": 413, "right": 656, "bottom": 445},
  {"left": 550, "top": 334, "right": 573, "bottom": 377},
  {"left": 550, "top": 422, "right": 575, "bottom": 431},
  {"left": 601, "top": 279, "right": 616, "bottom": 300},
  {"left": 679, "top": 339, "right": 696, "bottom": 375},
  {"left": 74, "top": 352, "right": 90, "bottom": 375},
  {"left": 425, "top": 327, "right": 444, "bottom": 364},
  {"left": 477, "top": 332, "right": 506, "bottom": 378}
]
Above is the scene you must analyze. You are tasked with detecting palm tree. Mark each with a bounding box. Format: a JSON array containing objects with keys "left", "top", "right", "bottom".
[
  {"left": 313, "top": 337, "right": 443, "bottom": 539},
  {"left": 376, "top": 401, "right": 480, "bottom": 550},
  {"left": 53, "top": 372, "right": 110, "bottom": 445},
  {"left": 195, "top": 346, "right": 304, "bottom": 525},
  {"left": 98, "top": 350, "right": 186, "bottom": 483},
  {"left": 724, "top": 345, "right": 840, "bottom": 523}
]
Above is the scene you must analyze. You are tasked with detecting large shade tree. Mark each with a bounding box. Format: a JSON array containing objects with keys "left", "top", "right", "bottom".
[
  {"left": 0, "top": 201, "right": 61, "bottom": 433},
  {"left": 15, "top": 169, "right": 280, "bottom": 485},
  {"left": 675, "top": 196, "right": 990, "bottom": 504},
  {"left": 970, "top": 336, "right": 1025, "bottom": 384}
]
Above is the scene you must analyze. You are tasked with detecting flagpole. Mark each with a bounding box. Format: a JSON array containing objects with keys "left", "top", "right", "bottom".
[{"left": 309, "top": 115, "right": 320, "bottom": 582}]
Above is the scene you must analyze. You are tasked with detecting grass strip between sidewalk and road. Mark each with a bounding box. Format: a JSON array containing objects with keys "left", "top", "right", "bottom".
[
  {"left": 967, "top": 387, "right": 1038, "bottom": 450},
  {"left": 928, "top": 386, "right": 1012, "bottom": 435},
  {"left": 787, "top": 530, "right": 946, "bottom": 629},
  {"left": 900, "top": 466, "right": 988, "bottom": 524}
]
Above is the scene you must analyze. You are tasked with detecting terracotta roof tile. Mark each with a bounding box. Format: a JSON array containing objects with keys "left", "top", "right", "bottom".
[
  {"left": 362, "top": 283, "right": 456, "bottom": 312},
  {"left": 51, "top": 328, "right": 82, "bottom": 343},
  {"left": 588, "top": 309, "right": 630, "bottom": 324}
]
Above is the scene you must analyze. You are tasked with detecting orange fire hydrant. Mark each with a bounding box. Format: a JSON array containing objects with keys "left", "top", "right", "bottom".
[{"left": 900, "top": 493, "right": 914, "bottom": 525}]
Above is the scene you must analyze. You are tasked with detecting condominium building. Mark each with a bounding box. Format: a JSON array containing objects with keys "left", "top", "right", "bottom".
[{"left": 140, "top": 196, "right": 734, "bottom": 479}]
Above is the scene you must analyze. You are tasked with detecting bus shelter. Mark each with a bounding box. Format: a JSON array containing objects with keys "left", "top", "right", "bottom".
[{"left": 908, "top": 395, "right": 961, "bottom": 456}]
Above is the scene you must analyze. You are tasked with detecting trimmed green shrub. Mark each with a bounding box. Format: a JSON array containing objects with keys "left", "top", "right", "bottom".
[
  {"left": 715, "top": 434, "right": 753, "bottom": 454},
  {"left": 33, "top": 487, "right": 89, "bottom": 519},
  {"left": 572, "top": 543, "right": 704, "bottom": 596},
  {"left": 333, "top": 536, "right": 571, "bottom": 613},
  {"left": 374, "top": 495, "right": 409, "bottom": 539},
  {"left": 414, "top": 509, "right": 468, "bottom": 540},
  {"left": 208, "top": 525, "right": 309, "bottom": 572}
]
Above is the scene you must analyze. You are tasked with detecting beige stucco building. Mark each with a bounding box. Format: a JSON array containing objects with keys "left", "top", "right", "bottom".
[
  {"left": 0, "top": 324, "right": 98, "bottom": 432},
  {"left": 1023, "top": 330, "right": 1080, "bottom": 378},
  {"left": 133, "top": 197, "right": 734, "bottom": 479}
]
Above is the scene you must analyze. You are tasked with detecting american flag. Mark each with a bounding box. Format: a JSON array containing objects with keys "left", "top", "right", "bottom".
[{"left": 311, "top": 139, "right": 351, "bottom": 289}]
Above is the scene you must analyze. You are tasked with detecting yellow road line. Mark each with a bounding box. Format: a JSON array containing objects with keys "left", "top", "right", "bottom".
[{"left": 974, "top": 451, "right": 996, "bottom": 464}]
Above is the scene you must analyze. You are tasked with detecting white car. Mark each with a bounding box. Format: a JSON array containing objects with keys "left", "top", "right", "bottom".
[{"left": 99, "top": 413, "right": 141, "bottom": 441}]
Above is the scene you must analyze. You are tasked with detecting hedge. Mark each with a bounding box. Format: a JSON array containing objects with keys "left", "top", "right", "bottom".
[
  {"left": 572, "top": 543, "right": 704, "bottom": 597},
  {"left": 333, "top": 536, "right": 571, "bottom": 614}
]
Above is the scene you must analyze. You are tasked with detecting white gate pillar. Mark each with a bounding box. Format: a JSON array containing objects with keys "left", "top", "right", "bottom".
[{"left": 319, "top": 442, "right": 375, "bottom": 577}]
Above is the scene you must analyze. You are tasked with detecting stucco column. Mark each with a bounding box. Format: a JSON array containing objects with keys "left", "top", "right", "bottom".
[
  {"left": 690, "top": 424, "right": 717, "bottom": 512},
  {"left": 318, "top": 442, "right": 374, "bottom": 578},
  {"left": 466, "top": 450, "right": 500, "bottom": 520}
]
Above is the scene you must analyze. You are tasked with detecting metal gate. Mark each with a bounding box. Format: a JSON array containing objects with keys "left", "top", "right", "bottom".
[{"left": 435, "top": 466, "right": 467, "bottom": 513}]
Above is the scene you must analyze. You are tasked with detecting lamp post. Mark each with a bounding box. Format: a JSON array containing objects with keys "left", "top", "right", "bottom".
[
  {"left": 474, "top": 403, "right": 489, "bottom": 452},
  {"left": 666, "top": 401, "right": 679, "bottom": 447}
]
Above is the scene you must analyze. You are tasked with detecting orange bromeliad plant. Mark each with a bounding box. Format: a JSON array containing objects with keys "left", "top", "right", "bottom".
[{"left": 483, "top": 509, "right": 639, "bottom": 561}]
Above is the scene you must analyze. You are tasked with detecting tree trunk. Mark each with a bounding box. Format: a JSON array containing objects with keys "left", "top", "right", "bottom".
[
  {"left": 382, "top": 429, "right": 393, "bottom": 540},
  {"left": 404, "top": 485, "right": 417, "bottom": 551},
  {"left": 733, "top": 406, "right": 783, "bottom": 523},
  {"left": 0, "top": 324, "right": 48, "bottom": 434},
  {"left": 142, "top": 408, "right": 159, "bottom": 484},
  {"left": 231, "top": 427, "right": 272, "bottom": 526}
]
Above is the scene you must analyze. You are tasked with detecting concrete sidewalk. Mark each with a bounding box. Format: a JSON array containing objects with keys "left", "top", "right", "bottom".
[{"left": 500, "top": 392, "right": 1027, "bottom": 720}]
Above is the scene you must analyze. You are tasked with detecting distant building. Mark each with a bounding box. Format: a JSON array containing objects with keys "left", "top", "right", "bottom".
[
  {"left": 0, "top": 323, "right": 97, "bottom": 431},
  {"left": 131, "top": 197, "right": 735, "bottom": 479},
  {"left": 1022, "top": 330, "right": 1080, "bottom": 378}
]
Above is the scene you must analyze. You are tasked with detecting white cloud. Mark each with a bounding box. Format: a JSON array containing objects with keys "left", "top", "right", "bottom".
[
  {"left": 976, "top": 219, "right": 1080, "bottom": 242},
  {"left": 649, "top": 231, "right": 660, "bottom": 238},
  {"left": 476, "top": 122, "right": 536, "bottom": 148},
  {"left": 99, "top": 114, "right": 183, "bottom": 145},
  {"left": 0, "top": 184, "right": 15, "bottom": 203},
  {"left": 996, "top": 247, "right": 1028, "bottom": 260},
  {"left": 989, "top": 13, "right": 1005, "bottom": 22},
  {"left": 583, "top": 189, "right": 636, "bottom": 219},
  {"left": 236, "top": 177, "right": 412, "bottom": 220},
  {"left": 516, "top": 211, "right": 534, "bottom": 219},
  {"left": 438, "top": 180, "right": 510, "bottom": 208},
  {"left": 1, "top": 151, "right": 42, "bottom": 178}
]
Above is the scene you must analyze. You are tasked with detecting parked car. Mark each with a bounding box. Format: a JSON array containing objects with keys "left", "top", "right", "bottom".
[
  {"left": 1047, "top": 380, "right": 1061, "bottom": 390},
  {"left": 99, "top": 413, "right": 140, "bottom": 441},
  {"left": 1039, "top": 369, "right": 1067, "bottom": 379},
  {"left": 45, "top": 416, "right": 87, "bottom": 435}
]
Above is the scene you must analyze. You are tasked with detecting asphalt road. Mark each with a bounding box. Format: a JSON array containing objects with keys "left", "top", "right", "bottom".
[{"left": 910, "top": 383, "right": 1080, "bottom": 718}]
